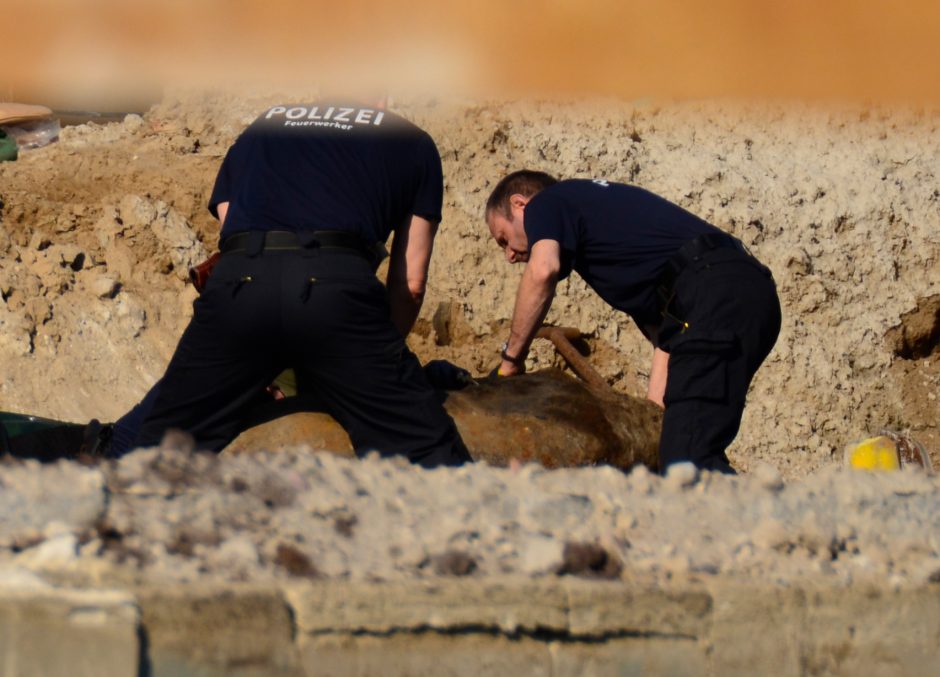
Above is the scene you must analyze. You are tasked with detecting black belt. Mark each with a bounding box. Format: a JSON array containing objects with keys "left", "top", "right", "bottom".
[
  {"left": 220, "top": 230, "right": 382, "bottom": 264},
  {"left": 656, "top": 233, "right": 747, "bottom": 308}
]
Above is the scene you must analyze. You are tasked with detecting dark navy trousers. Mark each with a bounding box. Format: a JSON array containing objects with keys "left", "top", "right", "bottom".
[
  {"left": 658, "top": 248, "right": 781, "bottom": 473},
  {"left": 133, "top": 249, "right": 471, "bottom": 468}
]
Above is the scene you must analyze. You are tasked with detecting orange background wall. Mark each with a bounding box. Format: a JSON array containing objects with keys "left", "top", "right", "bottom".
[{"left": 2, "top": 0, "right": 939, "bottom": 106}]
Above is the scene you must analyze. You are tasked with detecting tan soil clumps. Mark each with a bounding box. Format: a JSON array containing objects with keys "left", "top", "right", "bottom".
[{"left": 0, "top": 93, "right": 938, "bottom": 477}]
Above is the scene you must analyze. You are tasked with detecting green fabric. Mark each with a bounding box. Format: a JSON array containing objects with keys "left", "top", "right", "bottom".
[
  {"left": 0, "top": 129, "right": 17, "bottom": 161},
  {"left": 272, "top": 369, "right": 298, "bottom": 397},
  {"left": 0, "top": 411, "right": 67, "bottom": 438}
]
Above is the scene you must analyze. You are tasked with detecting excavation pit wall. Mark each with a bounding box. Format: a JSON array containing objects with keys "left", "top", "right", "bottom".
[
  {"left": 1, "top": 95, "right": 939, "bottom": 478},
  {"left": 2, "top": 449, "right": 940, "bottom": 675}
]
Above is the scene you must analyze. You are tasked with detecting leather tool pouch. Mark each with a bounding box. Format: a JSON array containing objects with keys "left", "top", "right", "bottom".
[{"left": 188, "top": 251, "right": 222, "bottom": 293}]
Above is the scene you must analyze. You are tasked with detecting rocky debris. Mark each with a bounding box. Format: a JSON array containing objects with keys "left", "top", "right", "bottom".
[
  {"left": 122, "top": 114, "right": 145, "bottom": 135},
  {"left": 116, "top": 194, "right": 206, "bottom": 281},
  {"left": 887, "top": 294, "right": 940, "bottom": 360},
  {"left": 87, "top": 275, "right": 120, "bottom": 299},
  {"left": 0, "top": 300, "right": 34, "bottom": 356},
  {"left": 411, "top": 100, "right": 940, "bottom": 477},
  {"left": 1, "top": 94, "right": 937, "bottom": 473},
  {"left": 0, "top": 461, "right": 106, "bottom": 549},
  {"left": 2, "top": 448, "right": 938, "bottom": 589},
  {"left": 0, "top": 92, "right": 938, "bottom": 675}
]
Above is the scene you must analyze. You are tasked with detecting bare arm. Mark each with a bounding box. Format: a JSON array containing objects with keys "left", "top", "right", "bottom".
[
  {"left": 499, "top": 239, "right": 561, "bottom": 375},
  {"left": 386, "top": 215, "right": 437, "bottom": 337},
  {"left": 647, "top": 347, "right": 669, "bottom": 408},
  {"left": 216, "top": 201, "right": 229, "bottom": 227}
]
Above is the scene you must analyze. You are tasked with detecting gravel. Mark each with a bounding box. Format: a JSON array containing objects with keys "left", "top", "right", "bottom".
[{"left": 2, "top": 446, "right": 938, "bottom": 589}]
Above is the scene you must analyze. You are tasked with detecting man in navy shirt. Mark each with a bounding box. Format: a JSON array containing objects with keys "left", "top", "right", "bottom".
[
  {"left": 131, "top": 102, "right": 471, "bottom": 467},
  {"left": 485, "top": 170, "right": 780, "bottom": 473}
]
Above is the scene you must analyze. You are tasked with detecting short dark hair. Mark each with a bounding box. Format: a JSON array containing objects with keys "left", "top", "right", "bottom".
[{"left": 485, "top": 170, "right": 559, "bottom": 218}]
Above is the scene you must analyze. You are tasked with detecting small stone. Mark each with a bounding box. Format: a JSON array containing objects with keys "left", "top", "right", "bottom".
[
  {"left": 519, "top": 535, "right": 564, "bottom": 575},
  {"left": 274, "top": 544, "right": 320, "bottom": 578},
  {"left": 23, "top": 297, "right": 51, "bottom": 323},
  {"left": 54, "top": 212, "right": 78, "bottom": 234},
  {"left": 430, "top": 550, "right": 477, "bottom": 577},
  {"left": 627, "top": 464, "right": 655, "bottom": 495},
  {"left": 663, "top": 462, "right": 698, "bottom": 491},
  {"left": 159, "top": 429, "right": 196, "bottom": 454},
  {"left": 213, "top": 536, "right": 259, "bottom": 568},
  {"left": 0, "top": 567, "right": 51, "bottom": 590},
  {"left": 753, "top": 462, "right": 785, "bottom": 491},
  {"left": 123, "top": 114, "right": 145, "bottom": 133},
  {"left": 690, "top": 561, "right": 720, "bottom": 575},
  {"left": 615, "top": 511, "right": 638, "bottom": 531},
  {"left": 28, "top": 231, "right": 51, "bottom": 251},
  {"left": 734, "top": 542, "right": 756, "bottom": 562},
  {"left": 43, "top": 521, "right": 72, "bottom": 539},
  {"left": 333, "top": 514, "right": 358, "bottom": 538},
  {"left": 663, "top": 554, "right": 691, "bottom": 576},
  {"left": 90, "top": 275, "right": 120, "bottom": 299},
  {"left": 19, "top": 532, "right": 79, "bottom": 567},
  {"left": 49, "top": 244, "right": 85, "bottom": 270},
  {"left": 119, "top": 195, "right": 158, "bottom": 230},
  {"left": 522, "top": 494, "right": 593, "bottom": 530},
  {"left": 753, "top": 518, "right": 789, "bottom": 550},
  {"left": 556, "top": 542, "right": 623, "bottom": 579}
]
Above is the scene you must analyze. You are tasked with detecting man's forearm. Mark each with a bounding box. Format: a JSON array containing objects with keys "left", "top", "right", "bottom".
[
  {"left": 647, "top": 347, "right": 669, "bottom": 408},
  {"left": 386, "top": 215, "right": 436, "bottom": 338},
  {"left": 505, "top": 265, "right": 557, "bottom": 360},
  {"left": 388, "top": 283, "right": 424, "bottom": 337}
]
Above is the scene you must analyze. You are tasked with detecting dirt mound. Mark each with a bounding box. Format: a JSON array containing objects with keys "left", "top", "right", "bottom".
[
  {"left": 2, "top": 448, "right": 938, "bottom": 588},
  {"left": 1, "top": 93, "right": 938, "bottom": 477}
]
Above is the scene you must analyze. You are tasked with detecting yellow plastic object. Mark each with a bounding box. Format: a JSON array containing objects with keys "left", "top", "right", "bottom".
[
  {"left": 844, "top": 436, "right": 901, "bottom": 471},
  {"left": 272, "top": 369, "right": 297, "bottom": 398}
]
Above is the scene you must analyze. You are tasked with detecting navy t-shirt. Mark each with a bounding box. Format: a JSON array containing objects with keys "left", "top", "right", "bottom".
[
  {"left": 210, "top": 103, "right": 444, "bottom": 243},
  {"left": 524, "top": 179, "right": 724, "bottom": 335}
]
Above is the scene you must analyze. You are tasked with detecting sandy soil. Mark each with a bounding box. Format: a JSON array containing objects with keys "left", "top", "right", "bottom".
[
  {"left": 2, "top": 448, "right": 938, "bottom": 590},
  {"left": 0, "top": 92, "right": 938, "bottom": 479}
]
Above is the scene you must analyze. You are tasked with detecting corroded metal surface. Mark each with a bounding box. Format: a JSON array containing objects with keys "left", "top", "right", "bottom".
[
  {"left": 226, "top": 369, "right": 662, "bottom": 472},
  {"left": 227, "top": 325, "right": 663, "bottom": 470},
  {"left": 884, "top": 430, "right": 933, "bottom": 472},
  {"left": 534, "top": 326, "right": 610, "bottom": 394},
  {"left": 446, "top": 370, "right": 661, "bottom": 470}
]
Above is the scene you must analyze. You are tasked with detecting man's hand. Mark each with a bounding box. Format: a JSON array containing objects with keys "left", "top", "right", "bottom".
[
  {"left": 487, "top": 359, "right": 524, "bottom": 380},
  {"left": 490, "top": 359, "right": 525, "bottom": 378}
]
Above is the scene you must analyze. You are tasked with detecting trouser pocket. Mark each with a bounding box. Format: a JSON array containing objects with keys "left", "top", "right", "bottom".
[{"left": 663, "top": 330, "right": 738, "bottom": 405}]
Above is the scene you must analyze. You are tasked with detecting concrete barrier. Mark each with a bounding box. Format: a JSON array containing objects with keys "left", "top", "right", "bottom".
[
  {"left": 1, "top": 578, "right": 938, "bottom": 676},
  {"left": 0, "top": 588, "right": 138, "bottom": 677}
]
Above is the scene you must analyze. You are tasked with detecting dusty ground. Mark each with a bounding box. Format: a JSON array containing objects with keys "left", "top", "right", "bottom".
[
  {"left": 1, "top": 94, "right": 939, "bottom": 480},
  {"left": 2, "top": 448, "right": 938, "bottom": 590},
  {"left": 3, "top": 448, "right": 939, "bottom": 676},
  {"left": 1, "top": 94, "right": 939, "bottom": 642}
]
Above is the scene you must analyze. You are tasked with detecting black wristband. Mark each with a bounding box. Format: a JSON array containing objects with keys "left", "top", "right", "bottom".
[{"left": 500, "top": 344, "right": 527, "bottom": 365}]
